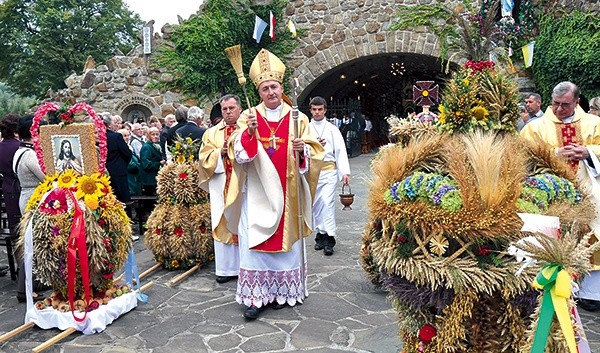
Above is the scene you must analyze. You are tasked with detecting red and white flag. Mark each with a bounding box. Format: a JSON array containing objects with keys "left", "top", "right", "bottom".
[{"left": 269, "top": 11, "right": 276, "bottom": 41}]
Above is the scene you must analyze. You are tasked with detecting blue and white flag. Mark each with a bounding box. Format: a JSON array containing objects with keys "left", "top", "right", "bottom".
[{"left": 253, "top": 15, "right": 268, "bottom": 43}]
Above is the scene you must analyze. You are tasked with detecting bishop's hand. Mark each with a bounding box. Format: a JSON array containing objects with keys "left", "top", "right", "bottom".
[
  {"left": 246, "top": 110, "right": 257, "bottom": 136},
  {"left": 292, "top": 138, "right": 305, "bottom": 152}
]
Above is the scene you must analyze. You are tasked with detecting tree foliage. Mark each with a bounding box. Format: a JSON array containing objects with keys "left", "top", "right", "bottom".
[
  {"left": 153, "top": 0, "right": 299, "bottom": 105},
  {"left": 0, "top": 0, "right": 142, "bottom": 98},
  {"left": 0, "top": 82, "right": 36, "bottom": 117},
  {"left": 532, "top": 11, "right": 600, "bottom": 103}
]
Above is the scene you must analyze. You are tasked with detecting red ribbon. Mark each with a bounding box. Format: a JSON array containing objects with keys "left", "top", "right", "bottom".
[{"left": 66, "top": 191, "right": 91, "bottom": 322}]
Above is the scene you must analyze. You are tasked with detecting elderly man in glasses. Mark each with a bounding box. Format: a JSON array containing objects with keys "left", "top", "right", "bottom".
[{"left": 520, "top": 81, "right": 600, "bottom": 311}]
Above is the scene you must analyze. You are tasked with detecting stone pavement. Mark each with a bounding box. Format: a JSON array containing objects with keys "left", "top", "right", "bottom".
[{"left": 1, "top": 152, "right": 599, "bottom": 353}]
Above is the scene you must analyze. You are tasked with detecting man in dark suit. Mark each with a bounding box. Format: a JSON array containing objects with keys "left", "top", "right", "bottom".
[
  {"left": 175, "top": 106, "right": 206, "bottom": 142},
  {"left": 103, "top": 114, "right": 132, "bottom": 204},
  {"left": 165, "top": 105, "right": 189, "bottom": 149}
]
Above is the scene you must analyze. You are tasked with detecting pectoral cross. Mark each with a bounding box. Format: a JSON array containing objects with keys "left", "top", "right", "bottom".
[{"left": 269, "top": 134, "right": 281, "bottom": 148}]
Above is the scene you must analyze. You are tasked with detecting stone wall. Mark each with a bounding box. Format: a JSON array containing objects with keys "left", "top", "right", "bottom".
[{"left": 55, "top": 46, "right": 184, "bottom": 119}]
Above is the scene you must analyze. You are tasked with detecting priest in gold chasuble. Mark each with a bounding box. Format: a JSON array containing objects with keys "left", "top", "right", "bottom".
[
  {"left": 198, "top": 94, "right": 242, "bottom": 284},
  {"left": 520, "top": 81, "right": 600, "bottom": 304},
  {"left": 225, "top": 49, "right": 324, "bottom": 319}
]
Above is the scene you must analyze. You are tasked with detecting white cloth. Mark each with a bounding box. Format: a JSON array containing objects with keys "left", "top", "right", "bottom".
[
  {"left": 235, "top": 188, "right": 307, "bottom": 308},
  {"left": 214, "top": 240, "right": 240, "bottom": 277},
  {"left": 309, "top": 119, "right": 350, "bottom": 237},
  {"left": 364, "top": 120, "right": 373, "bottom": 132}
]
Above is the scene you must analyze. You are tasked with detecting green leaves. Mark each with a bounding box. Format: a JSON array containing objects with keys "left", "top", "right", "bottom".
[
  {"left": 152, "top": 0, "right": 299, "bottom": 104},
  {"left": 0, "top": 0, "right": 142, "bottom": 97},
  {"left": 532, "top": 11, "right": 600, "bottom": 103}
]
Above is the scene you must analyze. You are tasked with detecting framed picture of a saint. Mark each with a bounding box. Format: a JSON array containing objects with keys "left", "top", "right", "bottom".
[{"left": 39, "top": 123, "right": 98, "bottom": 176}]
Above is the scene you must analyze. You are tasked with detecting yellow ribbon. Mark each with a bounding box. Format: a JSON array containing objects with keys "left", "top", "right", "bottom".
[{"left": 531, "top": 264, "right": 577, "bottom": 353}]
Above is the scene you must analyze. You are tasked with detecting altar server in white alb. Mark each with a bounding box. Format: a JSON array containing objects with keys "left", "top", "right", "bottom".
[{"left": 309, "top": 96, "right": 351, "bottom": 256}]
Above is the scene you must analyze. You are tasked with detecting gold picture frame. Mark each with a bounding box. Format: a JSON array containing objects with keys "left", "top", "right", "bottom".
[{"left": 39, "top": 123, "right": 98, "bottom": 176}]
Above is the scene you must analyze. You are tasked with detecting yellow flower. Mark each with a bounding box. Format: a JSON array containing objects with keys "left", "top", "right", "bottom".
[
  {"left": 439, "top": 114, "right": 446, "bottom": 124},
  {"left": 470, "top": 105, "right": 489, "bottom": 121},
  {"left": 175, "top": 141, "right": 181, "bottom": 149},
  {"left": 57, "top": 169, "right": 78, "bottom": 189},
  {"left": 85, "top": 197, "right": 100, "bottom": 210},
  {"left": 462, "top": 78, "right": 469, "bottom": 86},
  {"left": 185, "top": 137, "right": 193, "bottom": 144},
  {"left": 98, "top": 173, "right": 113, "bottom": 194},
  {"left": 176, "top": 155, "right": 186, "bottom": 163},
  {"left": 76, "top": 174, "right": 105, "bottom": 201}
]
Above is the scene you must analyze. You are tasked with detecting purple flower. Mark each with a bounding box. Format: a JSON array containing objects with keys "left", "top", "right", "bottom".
[{"left": 431, "top": 185, "right": 456, "bottom": 205}]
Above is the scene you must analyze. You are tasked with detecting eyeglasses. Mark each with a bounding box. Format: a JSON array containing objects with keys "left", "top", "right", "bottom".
[{"left": 551, "top": 101, "right": 576, "bottom": 109}]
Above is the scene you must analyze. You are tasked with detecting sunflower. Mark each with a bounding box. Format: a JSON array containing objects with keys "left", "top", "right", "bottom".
[
  {"left": 57, "top": 169, "right": 79, "bottom": 189},
  {"left": 470, "top": 105, "right": 489, "bottom": 121},
  {"left": 98, "top": 173, "right": 113, "bottom": 195},
  {"left": 76, "top": 174, "right": 106, "bottom": 201},
  {"left": 176, "top": 154, "right": 186, "bottom": 163}
]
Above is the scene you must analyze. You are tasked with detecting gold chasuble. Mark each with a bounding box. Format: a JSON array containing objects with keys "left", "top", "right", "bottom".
[
  {"left": 521, "top": 106, "right": 600, "bottom": 267},
  {"left": 198, "top": 121, "right": 239, "bottom": 245},
  {"left": 226, "top": 102, "right": 324, "bottom": 253}
]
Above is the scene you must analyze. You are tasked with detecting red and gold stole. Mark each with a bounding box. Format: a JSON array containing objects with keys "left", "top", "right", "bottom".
[
  {"left": 253, "top": 110, "right": 290, "bottom": 251},
  {"left": 557, "top": 122, "right": 582, "bottom": 170},
  {"left": 223, "top": 125, "right": 236, "bottom": 194}
]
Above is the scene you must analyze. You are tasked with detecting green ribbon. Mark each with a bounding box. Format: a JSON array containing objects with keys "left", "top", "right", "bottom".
[{"left": 530, "top": 263, "right": 577, "bottom": 353}]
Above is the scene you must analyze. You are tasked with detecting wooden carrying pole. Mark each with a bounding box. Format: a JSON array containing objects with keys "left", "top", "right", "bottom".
[
  {"left": 32, "top": 328, "right": 76, "bottom": 353},
  {"left": 168, "top": 263, "right": 201, "bottom": 287},
  {"left": 115, "top": 262, "right": 162, "bottom": 282},
  {"left": 224, "top": 44, "right": 253, "bottom": 111},
  {"left": 289, "top": 77, "right": 306, "bottom": 292},
  {"left": 0, "top": 322, "right": 35, "bottom": 343}
]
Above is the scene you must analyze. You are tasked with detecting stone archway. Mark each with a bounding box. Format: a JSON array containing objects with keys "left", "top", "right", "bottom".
[
  {"left": 115, "top": 93, "right": 162, "bottom": 122},
  {"left": 292, "top": 30, "right": 444, "bottom": 96}
]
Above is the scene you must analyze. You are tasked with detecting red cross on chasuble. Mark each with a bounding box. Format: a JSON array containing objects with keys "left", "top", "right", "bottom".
[
  {"left": 253, "top": 110, "right": 290, "bottom": 251},
  {"left": 559, "top": 123, "right": 581, "bottom": 170}
]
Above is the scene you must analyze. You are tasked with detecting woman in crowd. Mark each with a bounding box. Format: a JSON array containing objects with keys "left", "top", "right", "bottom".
[
  {"left": 117, "top": 128, "right": 141, "bottom": 198},
  {"left": 139, "top": 126, "right": 164, "bottom": 220}
]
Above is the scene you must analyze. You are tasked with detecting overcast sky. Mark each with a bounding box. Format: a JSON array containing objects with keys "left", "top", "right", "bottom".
[{"left": 124, "top": 0, "right": 204, "bottom": 33}]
